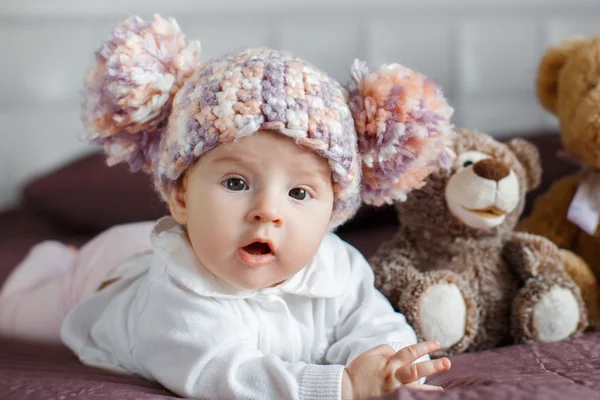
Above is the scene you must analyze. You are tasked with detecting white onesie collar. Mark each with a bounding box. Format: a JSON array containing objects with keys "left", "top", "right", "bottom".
[{"left": 149, "top": 217, "right": 350, "bottom": 300}]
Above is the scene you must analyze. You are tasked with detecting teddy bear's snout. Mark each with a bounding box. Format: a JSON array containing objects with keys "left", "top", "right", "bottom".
[
  {"left": 445, "top": 150, "right": 520, "bottom": 230},
  {"left": 473, "top": 159, "right": 510, "bottom": 182}
]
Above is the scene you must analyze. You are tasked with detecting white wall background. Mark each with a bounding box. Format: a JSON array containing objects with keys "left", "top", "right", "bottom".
[{"left": 2, "top": 0, "right": 600, "bottom": 210}]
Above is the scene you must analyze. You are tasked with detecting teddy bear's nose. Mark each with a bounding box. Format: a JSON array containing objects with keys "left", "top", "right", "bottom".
[{"left": 473, "top": 159, "right": 511, "bottom": 182}]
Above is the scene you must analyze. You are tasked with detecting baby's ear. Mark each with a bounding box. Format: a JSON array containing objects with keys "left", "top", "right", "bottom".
[
  {"left": 505, "top": 138, "right": 542, "bottom": 191},
  {"left": 168, "top": 175, "right": 189, "bottom": 225},
  {"left": 537, "top": 36, "right": 587, "bottom": 114}
]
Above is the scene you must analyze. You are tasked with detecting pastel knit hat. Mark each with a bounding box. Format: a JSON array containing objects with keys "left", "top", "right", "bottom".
[{"left": 82, "top": 14, "right": 455, "bottom": 229}]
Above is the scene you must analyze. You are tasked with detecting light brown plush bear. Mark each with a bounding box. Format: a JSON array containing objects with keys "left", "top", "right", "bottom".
[
  {"left": 517, "top": 36, "right": 600, "bottom": 330},
  {"left": 371, "top": 129, "right": 588, "bottom": 357}
]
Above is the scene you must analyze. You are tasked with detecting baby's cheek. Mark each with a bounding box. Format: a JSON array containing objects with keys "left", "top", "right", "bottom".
[
  {"left": 191, "top": 193, "right": 244, "bottom": 233},
  {"left": 275, "top": 244, "right": 319, "bottom": 288},
  {"left": 186, "top": 212, "right": 234, "bottom": 264}
]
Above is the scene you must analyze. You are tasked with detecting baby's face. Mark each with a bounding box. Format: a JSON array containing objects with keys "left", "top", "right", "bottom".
[{"left": 170, "top": 130, "right": 334, "bottom": 290}]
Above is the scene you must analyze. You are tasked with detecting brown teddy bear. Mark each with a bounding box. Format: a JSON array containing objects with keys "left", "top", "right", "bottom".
[
  {"left": 370, "top": 129, "right": 588, "bottom": 356},
  {"left": 517, "top": 36, "right": 600, "bottom": 329}
]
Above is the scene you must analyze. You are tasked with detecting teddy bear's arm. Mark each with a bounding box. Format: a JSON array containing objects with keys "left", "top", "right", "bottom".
[
  {"left": 370, "top": 238, "right": 479, "bottom": 356},
  {"left": 502, "top": 231, "right": 564, "bottom": 280},
  {"left": 517, "top": 175, "right": 583, "bottom": 250},
  {"left": 370, "top": 238, "right": 421, "bottom": 309},
  {"left": 503, "top": 232, "right": 588, "bottom": 343}
]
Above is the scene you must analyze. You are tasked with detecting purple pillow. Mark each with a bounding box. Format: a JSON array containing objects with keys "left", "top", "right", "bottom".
[{"left": 22, "top": 153, "right": 169, "bottom": 234}]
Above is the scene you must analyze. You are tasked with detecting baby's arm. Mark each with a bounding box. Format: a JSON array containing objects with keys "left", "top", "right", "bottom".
[
  {"left": 132, "top": 281, "right": 344, "bottom": 400},
  {"left": 325, "top": 241, "right": 427, "bottom": 366}
]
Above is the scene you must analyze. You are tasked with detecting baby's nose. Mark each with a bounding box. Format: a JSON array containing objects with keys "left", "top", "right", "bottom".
[{"left": 247, "top": 202, "right": 282, "bottom": 226}]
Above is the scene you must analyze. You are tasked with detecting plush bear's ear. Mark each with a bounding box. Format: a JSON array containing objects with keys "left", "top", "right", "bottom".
[
  {"left": 506, "top": 138, "right": 542, "bottom": 191},
  {"left": 537, "top": 36, "right": 587, "bottom": 114}
]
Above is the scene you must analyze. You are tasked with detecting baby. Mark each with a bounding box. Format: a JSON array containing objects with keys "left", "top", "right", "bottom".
[{"left": 0, "top": 15, "right": 456, "bottom": 400}]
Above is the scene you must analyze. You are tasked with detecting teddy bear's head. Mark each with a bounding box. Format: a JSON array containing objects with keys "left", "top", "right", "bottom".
[
  {"left": 396, "top": 129, "right": 541, "bottom": 237},
  {"left": 537, "top": 35, "right": 600, "bottom": 169}
]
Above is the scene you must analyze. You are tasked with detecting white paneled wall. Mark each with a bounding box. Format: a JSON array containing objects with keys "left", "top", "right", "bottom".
[{"left": 2, "top": 0, "right": 600, "bottom": 210}]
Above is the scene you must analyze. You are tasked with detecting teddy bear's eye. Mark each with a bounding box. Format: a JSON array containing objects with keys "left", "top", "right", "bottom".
[{"left": 457, "top": 151, "right": 490, "bottom": 168}]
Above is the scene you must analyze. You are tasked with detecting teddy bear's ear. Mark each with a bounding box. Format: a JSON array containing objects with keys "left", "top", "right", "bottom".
[
  {"left": 506, "top": 138, "right": 542, "bottom": 191},
  {"left": 537, "top": 36, "right": 587, "bottom": 114}
]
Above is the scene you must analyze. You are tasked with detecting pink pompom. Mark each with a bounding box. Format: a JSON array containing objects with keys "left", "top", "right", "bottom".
[
  {"left": 348, "top": 59, "right": 455, "bottom": 206},
  {"left": 82, "top": 14, "right": 201, "bottom": 173}
]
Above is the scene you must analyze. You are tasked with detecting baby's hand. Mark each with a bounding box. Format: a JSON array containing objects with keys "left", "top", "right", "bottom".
[{"left": 341, "top": 340, "right": 450, "bottom": 400}]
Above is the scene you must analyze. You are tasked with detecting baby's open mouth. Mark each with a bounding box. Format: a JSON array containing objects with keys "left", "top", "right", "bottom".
[
  {"left": 242, "top": 242, "right": 272, "bottom": 255},
  {"left": 463, "top": 206, "right": 508, "bottom": 219},
  {"left": 238, "top": 241, "right": 275, "bottom": 267}
]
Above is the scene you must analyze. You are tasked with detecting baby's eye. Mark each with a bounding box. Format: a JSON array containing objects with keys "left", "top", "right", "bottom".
[
  {"left": 289, "top": 188, "right": 311, "bottom": 201},
  {"left": 223, "top": 178, "right": 248, "bottom": 191}
]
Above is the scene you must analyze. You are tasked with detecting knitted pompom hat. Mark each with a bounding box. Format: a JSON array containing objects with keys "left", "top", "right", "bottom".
[{"left": 82, "top": 14, "right": 455, "bottom": 229}]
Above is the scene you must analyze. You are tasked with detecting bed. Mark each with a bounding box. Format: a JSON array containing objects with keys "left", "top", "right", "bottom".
[{"left": 1, "top": 131, "right": 599, "bottom": 400}]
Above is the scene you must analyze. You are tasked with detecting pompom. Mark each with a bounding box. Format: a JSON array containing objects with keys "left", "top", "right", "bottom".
[
  {"left": 82, "top": 14, "right": 201, "bottom": 173},
  {"left": 348, "top": 59, "right": 455, "bottom": 206}
]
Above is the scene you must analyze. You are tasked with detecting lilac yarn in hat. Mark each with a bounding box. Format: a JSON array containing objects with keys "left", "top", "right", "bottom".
[
  {"left": 82, "top": 14, "right": 455, "bottom": 230},
  {"left": 82, "top": 14, "right": 201, "bottom": 174},
  {"left": 347, "top": 60, "right": 455, "bottom": 206}
]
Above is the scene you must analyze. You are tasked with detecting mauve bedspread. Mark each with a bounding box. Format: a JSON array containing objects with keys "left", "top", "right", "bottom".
[{"left": 2, "top": 332, "right": 600, "bottom": 400}]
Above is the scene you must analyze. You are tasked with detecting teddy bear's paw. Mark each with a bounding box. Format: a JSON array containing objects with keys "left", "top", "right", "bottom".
[
  {"left": 532, "top": 285, "right": 580, "bottom": 342},
  {"left": 419, "top": 283, "right": 466, "bottom": 348}
]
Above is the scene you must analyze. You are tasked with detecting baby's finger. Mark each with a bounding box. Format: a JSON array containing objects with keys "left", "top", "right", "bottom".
[
  {"left": 395, "top": 358, "right": 451, "bottom": 384},
  {"left": 389, "top": 340, "right": 441, "bottom": 365},
  {"left": 404, "top": 383, "right": 445, "bottom": 392}
]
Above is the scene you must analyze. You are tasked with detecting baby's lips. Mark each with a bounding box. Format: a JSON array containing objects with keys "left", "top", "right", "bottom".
[{"left": 237, "top": 247, "right": 275, "bottom": 267}]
